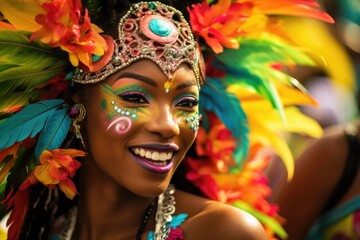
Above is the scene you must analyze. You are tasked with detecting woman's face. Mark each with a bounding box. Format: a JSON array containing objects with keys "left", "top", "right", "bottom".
[{"left": 81, "top": 59, "right": 200, "bottom": 196}]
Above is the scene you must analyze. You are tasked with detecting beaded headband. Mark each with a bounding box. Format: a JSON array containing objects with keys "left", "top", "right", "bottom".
[{"left": 72, "top": 1, "right": 202, "bottom": 91}]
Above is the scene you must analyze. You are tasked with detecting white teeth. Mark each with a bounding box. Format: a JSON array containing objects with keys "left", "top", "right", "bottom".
[
  {"left": 132, "top": 148, "right": 173, "bottom": 161},
  {"left": 152, "top": 152, "right": 160, "bottom": 160},
  {"left": 159, "top": 153, "right": 167, "bottom": 161}
]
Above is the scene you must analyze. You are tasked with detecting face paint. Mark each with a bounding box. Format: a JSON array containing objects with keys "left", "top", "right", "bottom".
[
  {"left": 185, "top": 112, "right": 201, "bottom": 132},
  {"left": 173, "top": 93, "right": 200, "bottom": 132},
  {"left": 107, "top": 116, "right": 132, "bottom": 134},
  {"left": 99, "top": 84, "right": 143, "bottom": 135}
]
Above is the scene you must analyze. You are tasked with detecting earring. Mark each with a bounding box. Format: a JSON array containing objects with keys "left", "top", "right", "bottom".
[{"left": 69, "top": 103, "right": 86, "bottom": 148}]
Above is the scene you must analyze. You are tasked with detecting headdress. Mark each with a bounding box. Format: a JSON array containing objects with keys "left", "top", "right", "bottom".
[
  {"left": 0, "top": 0, "right": 333, "bottom": 239},
  {"left": 72, "top": 1, "right": 203, "bottom": 90}
]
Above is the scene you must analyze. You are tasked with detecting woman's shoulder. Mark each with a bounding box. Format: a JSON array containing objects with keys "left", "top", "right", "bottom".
[{"left": 174, "top": 189, "right": 267, "bottom": 240}]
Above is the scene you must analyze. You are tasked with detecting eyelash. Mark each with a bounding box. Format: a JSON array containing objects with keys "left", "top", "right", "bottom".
[
  {"left": 119, "top": 91, "right": 149, "bottom": 104},
  {"left": 175, "top": 96, "right": 199, "bottom": 109},
  {"left": 119, "top": 91, "right": 198, "bottom": 109}
]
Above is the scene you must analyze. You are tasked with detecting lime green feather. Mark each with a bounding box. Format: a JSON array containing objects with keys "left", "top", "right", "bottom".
[
  {"left": 0, "top": 66, "right": 64, "bottom": 96},
  {"left": 0, "top": 30, "right": 67, "bottom": 96},
  {"left": 0, "top": 90, "right": 40, "bottom": 114},
  {"left": 213, "top": 37, "right": 314, "bottom": 122}
]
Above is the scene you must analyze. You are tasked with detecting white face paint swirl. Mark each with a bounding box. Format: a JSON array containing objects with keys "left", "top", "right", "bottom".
[{"left": 106, "top": 116, "right": 132, "bottom": 134}]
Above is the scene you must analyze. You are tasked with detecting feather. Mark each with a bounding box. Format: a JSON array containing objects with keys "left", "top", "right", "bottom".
[
  {"left": 200, "top": 78, "right": 249, "bottom": 166},
  {"left": 0, "top": 67, "right": 65, "bottom": 97},
  {"left": 213, "top": 38, "right": 315, "bottom": 122},
  {"left": 0, "top": 144, "right": 19, "bottom": 164},
  {"left": 217, "top": 37, "right": 315, "bottom": 76},
  {"left": 252, "top": 0, "right": 334, "bottom": 23},
  {"left": 0, "top": 30, "right": 67, "bottom": 96},
  {"left": 0, "top": 99, "right": 66, "bottom": 151},
  {"left": 0, "top": 158, "right": 14, "bottom": 184},
  {"left": 0, "top": 0, "right": 43, "bottom": 31},
  {"left": 35, "top": 106, "right": 71, "bottom": 161},
  {"left": 0, "top": 91, "right": 40, "bottom": 114},
  {"left": 0, "top": 21, "right": 16, "bottom": 30}
]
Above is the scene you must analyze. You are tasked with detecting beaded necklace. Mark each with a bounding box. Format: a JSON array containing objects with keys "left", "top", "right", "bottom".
[
  {"left": 136, "top": 201, "right": 156, "bottom": 240},
  {"left": 53, "top": 185, "right": 176, "bottom": 240}
]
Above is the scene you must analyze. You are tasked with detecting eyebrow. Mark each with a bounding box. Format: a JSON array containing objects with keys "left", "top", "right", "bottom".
[
  {"left": 116, "top": 72, "right": 157, "bottom": 87},
  {"left": 116, "top": 72, "right": 197, "bottom": 91},
  {"left": 175, "top": 81, "right": 198, "bottom": 91}
]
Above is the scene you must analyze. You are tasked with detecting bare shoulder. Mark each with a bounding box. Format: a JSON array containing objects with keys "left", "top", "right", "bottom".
[{"left": 175, "top": 190, "right": 267, "bottom": 240}]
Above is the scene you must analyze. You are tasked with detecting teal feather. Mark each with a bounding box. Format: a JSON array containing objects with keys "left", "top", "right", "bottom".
[
  {"left": 0, "top": 99, "right": 65, "bottom": 150},
  {"left": 200, "top": 78, "right": 249, "bottom": 166},
  {"left": 35, "top": 106, "right": 71, "bottom": 161},
  {"left": 222, "top": 65, "right": 286, "bottom": 122}
]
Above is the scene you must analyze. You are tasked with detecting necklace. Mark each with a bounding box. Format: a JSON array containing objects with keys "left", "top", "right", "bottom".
[
  {"left": 136, "top": 201, "right": 155, "bottom": 240},
  {"left": 54, "top": 185, "right": 176, "bottom": 240}
]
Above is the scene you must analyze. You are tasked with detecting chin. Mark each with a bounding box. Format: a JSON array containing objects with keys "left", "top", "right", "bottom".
[{"left": 127, "top": 178, "right": 172, "bottom": 198}]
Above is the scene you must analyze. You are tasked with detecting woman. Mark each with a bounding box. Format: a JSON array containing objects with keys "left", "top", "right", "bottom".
[
  {"left": 0, "top": 0, "right": 333, "bottom": 239},
  {"left": 272, "top": 0, "right": 360, "bottom": 238}
]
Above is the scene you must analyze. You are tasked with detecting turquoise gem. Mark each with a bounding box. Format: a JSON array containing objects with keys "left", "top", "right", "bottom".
[
  {"left": 149, "top": 18, "right": 170, "bottom": 37},
  {"left": 148, "top": 2, "right": 157, "bottom": 9},
  {"left": 92, "top": 54, "right": 102, "bottom": 62},
  {"left": 65, "top": 71, "right": 73, "bottom": 80}
]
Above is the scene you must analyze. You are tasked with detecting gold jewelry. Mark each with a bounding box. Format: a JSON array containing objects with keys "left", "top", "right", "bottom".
[
  {"left": 72, "top": 1, "right": 202, "bottom": 91},
  {"left": 71, "top": 103, "right": 86, "bottom": 148}
]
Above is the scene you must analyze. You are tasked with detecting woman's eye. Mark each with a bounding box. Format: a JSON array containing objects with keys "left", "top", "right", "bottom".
[
  {"left": 176, "top": 97, "right": 199, "bottom": 108},
  {"left": 119, "top": 91, "right": 149, "bottom": 104}
]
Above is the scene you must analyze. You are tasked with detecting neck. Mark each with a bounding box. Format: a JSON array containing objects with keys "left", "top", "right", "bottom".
[{"left": 74, "top": 157, "right": 155, "bottom": 240}]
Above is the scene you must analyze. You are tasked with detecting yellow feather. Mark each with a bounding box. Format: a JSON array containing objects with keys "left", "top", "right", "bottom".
[
  {"left": 248, "top": 115, "right": 295, "bottom": 180},
  {"left": 281, "top": 107, "right": 323, "bottom": 138},
  {"left": 0, "top": 0, "right": 43, "bottom": 31}
]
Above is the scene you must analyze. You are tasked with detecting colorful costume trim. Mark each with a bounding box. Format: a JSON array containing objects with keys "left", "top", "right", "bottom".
[
  {"left": 307, "top": 195, "right": 360, "bottom": 240},
  {"left": 147, "top": 214, "right": 188, "bottom": 240}
]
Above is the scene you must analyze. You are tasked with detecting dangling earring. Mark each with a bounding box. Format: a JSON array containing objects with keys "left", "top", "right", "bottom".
[{"left": 69, "top": 103, "right": 86, "bottom": 148}]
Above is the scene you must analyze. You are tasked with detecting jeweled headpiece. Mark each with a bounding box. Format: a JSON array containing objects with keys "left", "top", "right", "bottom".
[{"left": 72, "top": 1, "right": 202, "bottom": 90}]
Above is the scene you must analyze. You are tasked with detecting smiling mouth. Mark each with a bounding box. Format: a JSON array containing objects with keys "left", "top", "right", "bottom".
[
  {"left": 132, "top": 147, "right": 173, "bottom": 163},
  {"left": 130, "top": 147, "right": 175, "bottom": 173}
]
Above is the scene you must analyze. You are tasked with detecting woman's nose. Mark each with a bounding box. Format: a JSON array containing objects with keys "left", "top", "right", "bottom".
[{"left": 145, "top": 106, "right": 180, "bottom": 139}]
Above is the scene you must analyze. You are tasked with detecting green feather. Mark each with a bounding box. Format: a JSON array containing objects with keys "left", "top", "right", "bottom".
[
  {"left": 0, "top": 90, "right": 40, "bottom": 114},
  {"left": 212, "top": 37, "right": 314, "bottom": 122},
  {"left": 0, "top": 30, "right": 68, "bottom": 96},
  {"left": 0, "top": 66, "right": 64, "bottom": 96}
]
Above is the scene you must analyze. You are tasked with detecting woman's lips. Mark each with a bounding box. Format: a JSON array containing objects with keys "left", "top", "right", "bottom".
[{"left": 130, "top": 146, "right": 177, "bottom": 174}]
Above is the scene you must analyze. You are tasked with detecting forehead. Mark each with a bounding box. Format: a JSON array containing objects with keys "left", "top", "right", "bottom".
[{"left": 106, "top": 59, "right": 198, "bottom": 87}]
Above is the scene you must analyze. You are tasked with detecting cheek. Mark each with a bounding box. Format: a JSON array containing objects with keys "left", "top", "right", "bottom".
[
  {"left": 99, "top": 97, "right": 153, "bottom": 136},
  {"left": 107, "top": 116, "right": 133, "bottom": 135},
  {"left": 177, "top": 110, "right": 201, "bottom": 145}
]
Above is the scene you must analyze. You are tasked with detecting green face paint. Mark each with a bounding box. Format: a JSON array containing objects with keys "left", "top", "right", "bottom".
[
  {"left": 173, "top": 93, "right": 200, "bottom": 132},
  {"left": 100, "top": 84, "right": 139, "bottom": 121}
]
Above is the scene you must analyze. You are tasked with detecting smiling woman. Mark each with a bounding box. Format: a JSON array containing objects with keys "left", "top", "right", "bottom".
[{"left": 0, "top": 0, "right": 333, "bottom": 239}]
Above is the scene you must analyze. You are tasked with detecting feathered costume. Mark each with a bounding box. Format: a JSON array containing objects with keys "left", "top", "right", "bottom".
[{"left": 0, "top": 0, "right": 333, "bottom": 239}]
